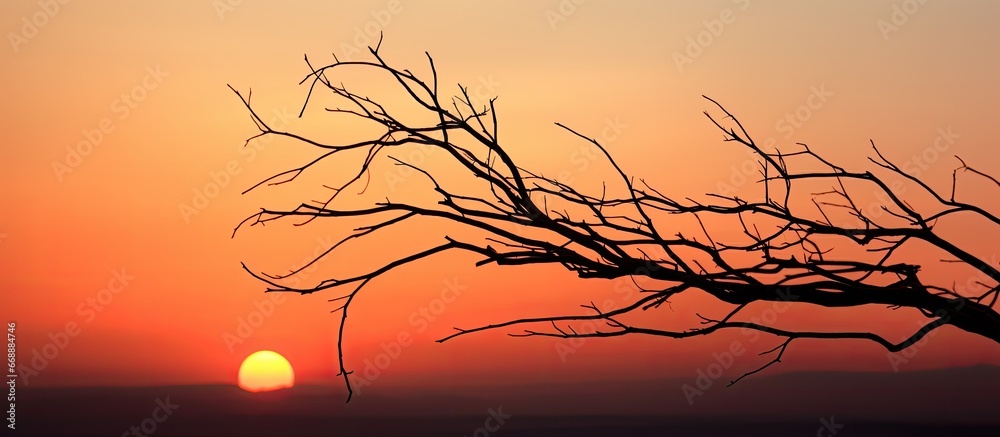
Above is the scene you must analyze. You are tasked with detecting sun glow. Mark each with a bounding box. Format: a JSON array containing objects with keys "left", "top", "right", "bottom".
[{"left": 238, "top": 350, "right": 295, "bottom": 393}]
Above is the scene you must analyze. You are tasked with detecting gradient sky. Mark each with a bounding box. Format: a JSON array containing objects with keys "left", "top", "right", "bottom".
[{"left": 2, "top": 0, "right": 999, "bottom": 394}]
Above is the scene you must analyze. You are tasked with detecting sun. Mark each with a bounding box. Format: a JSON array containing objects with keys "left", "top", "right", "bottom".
[{"left": 238, "top": 350, "right": 295, "bottom": 393}]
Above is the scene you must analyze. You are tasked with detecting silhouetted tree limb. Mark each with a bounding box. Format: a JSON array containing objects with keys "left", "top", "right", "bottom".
[{"left": 231, "top": 39, "right": 1000, "bottom": 402}]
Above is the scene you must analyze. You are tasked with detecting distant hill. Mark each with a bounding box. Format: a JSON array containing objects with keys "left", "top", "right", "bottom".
[{"left": 16, "top": 365, "right": 1000, "bottom": 436}]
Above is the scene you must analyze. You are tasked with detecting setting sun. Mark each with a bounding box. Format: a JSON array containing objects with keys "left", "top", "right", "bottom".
[{"left": 238, "top": 351, "right": 295, "bottom": 393}]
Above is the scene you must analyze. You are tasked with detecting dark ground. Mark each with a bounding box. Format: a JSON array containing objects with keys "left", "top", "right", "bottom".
[{"left": 11, "top": 365, "right": 1000, "bottom": 436}]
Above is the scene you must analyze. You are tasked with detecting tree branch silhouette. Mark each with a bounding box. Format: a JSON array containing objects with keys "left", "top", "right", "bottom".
[{"left": 231, "top": 39, "right": 1000, "bottom": 402}]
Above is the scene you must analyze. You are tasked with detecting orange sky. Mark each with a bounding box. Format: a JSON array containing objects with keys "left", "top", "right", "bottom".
[{"left": 2, "top": 0, "right": 1000, "bottom": 394}]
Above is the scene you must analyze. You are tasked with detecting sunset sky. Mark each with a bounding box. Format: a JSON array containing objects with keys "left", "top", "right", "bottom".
[{"left": 2, "top": 0, "right": 1000, "bottom": 397}]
